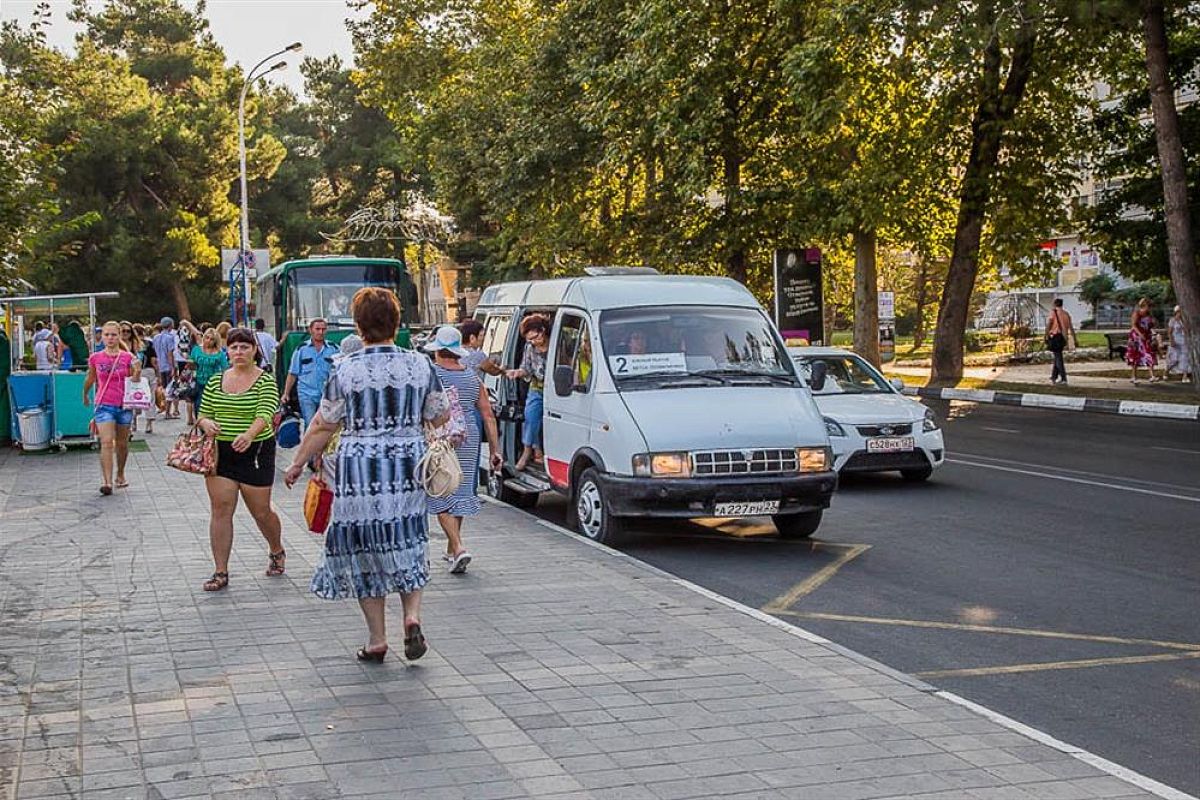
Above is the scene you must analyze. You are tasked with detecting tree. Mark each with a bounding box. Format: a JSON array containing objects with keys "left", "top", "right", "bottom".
[
  {"left": 1141, "top": 0, "right": 1200, "bottom": 389},
  {"left": 1077, "top": 271, "right": 1117, "bottom": 319}
]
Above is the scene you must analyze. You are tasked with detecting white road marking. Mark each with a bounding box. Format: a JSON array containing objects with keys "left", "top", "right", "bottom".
[
  {"left": 981, "top": 426, "right": 1021, "bottom": 434},
  {"left": 1153, "top": 445, "right": 1200, "bottom": 455},
  {"left": 952, "top": 451, "right": 1200, "bottom": 494},
  {"left": 948, "top": 457, "right": 1200, "bottom": 504}
]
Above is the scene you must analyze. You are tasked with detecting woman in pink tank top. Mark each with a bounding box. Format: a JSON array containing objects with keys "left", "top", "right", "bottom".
[{"left": 83, "top": 321, "right": 142, "bottom": 495}]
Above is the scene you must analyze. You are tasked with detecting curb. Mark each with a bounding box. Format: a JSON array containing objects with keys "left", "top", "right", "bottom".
[
  {"left": 485, "top": 497, "right": 1198, "bottom": 800},
  {"left": 903, "top": 385, "right": 1200, "bottom": 421}
]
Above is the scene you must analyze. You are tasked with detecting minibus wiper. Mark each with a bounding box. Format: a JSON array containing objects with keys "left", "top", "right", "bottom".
[
  {"left": 692, "top": 369, "right": 797, "bottom": 386},
  {"left": 619, "top": 371, "right": 723, "bottom": 385}
]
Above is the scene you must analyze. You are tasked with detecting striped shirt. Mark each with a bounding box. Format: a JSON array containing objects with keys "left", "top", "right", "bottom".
[{"left": 199, "top": 371, "right": 279, "bottom": 442}]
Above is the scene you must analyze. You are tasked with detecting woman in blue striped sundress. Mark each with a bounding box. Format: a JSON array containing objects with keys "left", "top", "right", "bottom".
[
  {"left": 285, "top": 289, "right": 450, "bottom": 664},
  {"left": 423, "top": 326, "right": 503, "bottom": 574}
]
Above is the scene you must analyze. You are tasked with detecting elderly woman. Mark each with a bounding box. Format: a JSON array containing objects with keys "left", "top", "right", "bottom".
[
  {"left": 504, "top": 314, "right": 551, "bottom": 471},
  {"left": 285, "top": 288, "right": 449, "bottom": 663},
  {"left": 423, "top": 326, "right": 503, "bottom": 574},
  {"left": 1167, "top": 306, "right": 1192, "bottom": 382}
]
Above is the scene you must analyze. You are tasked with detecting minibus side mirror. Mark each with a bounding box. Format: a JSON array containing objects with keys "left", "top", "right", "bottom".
[
  {"left": 808, "top": 361, "right": 827, "bottom": 392},
  {"left": 553, "top": 365, "right": 574, "bottom": 397}
]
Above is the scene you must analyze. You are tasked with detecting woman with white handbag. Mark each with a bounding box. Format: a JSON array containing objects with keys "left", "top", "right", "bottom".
[
  {"left": 82, "top": 321, "right": 142, "bottom": 495},
  {"left": 285, "top": 288, "right": 450, "bottom": 664}
]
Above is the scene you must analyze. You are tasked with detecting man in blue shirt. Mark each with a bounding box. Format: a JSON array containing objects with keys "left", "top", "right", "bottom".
[{"left": 283, "top": 319, "right": 336, "bottom": 425}]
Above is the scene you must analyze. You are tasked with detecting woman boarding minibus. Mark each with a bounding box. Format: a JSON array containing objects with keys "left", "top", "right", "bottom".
[{"left": 473, "top": 271, "right": 836, "bottom": 544}]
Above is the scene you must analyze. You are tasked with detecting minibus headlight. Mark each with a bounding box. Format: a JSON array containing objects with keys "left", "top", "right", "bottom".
[
  {"left": 632, "top": 452, "right": 691, "bottom": 478},
  {"left": 796, "top": 447, "right": 831, "bottom": 473}
]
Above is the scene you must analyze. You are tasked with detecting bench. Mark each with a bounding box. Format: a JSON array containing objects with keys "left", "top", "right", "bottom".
[{"left": 1104, "top": 332, "right": 1127, "bottom": 360}]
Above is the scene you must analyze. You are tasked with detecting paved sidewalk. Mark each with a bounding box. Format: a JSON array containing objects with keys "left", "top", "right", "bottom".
[
  {"left": 0, "top": 428, "right": 1180, "bottom": 800},
  {"left": 889, "top": 360, "right": 1196, "bottom": 398}
]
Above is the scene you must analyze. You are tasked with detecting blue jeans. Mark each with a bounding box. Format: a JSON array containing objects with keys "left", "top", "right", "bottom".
[
  {"left": 94, "top": 404, "right": 133, "bottom": 426},
  {"left": 522, "top": 389, "right": 543, "bottom": 448},
  {"left": 299, "top": 395, "right": 321, "bottom": 427}
]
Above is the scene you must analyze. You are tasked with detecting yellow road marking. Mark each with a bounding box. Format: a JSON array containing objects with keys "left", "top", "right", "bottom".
[
  {"left": 914, "top": 651, "right": 1200, "bottom": 679},
  {"left": 761, "top": 544, "right": 872, "bottom": 612},
  {"left": 773, "top": 611, "right": 1200, "bottom": 652}
]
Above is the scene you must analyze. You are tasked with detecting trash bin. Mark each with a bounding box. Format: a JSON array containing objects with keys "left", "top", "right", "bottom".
[{"left": 17, "top": 407, "right": 52, "bottom": 451}]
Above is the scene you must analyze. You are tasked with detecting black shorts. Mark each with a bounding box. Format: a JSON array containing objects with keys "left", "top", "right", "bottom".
[{"left": 215, "top": 438, "right": 276, "bottom": 487}]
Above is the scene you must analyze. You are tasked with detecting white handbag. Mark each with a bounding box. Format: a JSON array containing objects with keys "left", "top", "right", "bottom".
[
  {"left": 417, "top": 437, "right": 463, "bottom": 498},
  {"left": 122, "top": 377, "right": 153, "bottom": 410}
]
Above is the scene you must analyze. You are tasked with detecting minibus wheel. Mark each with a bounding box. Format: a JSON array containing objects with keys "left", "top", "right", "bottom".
[
  {"left": 485, "top": 467, "right": 538, "bottom": 509},
  {"left": 573, "top": 468, "right": 625, "bottom": 546},
  {"left": 773, "top": 510, "right": 822, "bottom": 539}
]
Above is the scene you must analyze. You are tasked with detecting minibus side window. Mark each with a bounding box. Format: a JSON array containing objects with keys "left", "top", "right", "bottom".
[
  {"left": 554, "top": 314, "right": 594, "bottom": 392},
  {"left": 482, "top": 315, "right": 512, "bottom": 364}
]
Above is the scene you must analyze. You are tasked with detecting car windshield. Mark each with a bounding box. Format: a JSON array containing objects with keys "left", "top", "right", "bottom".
[
  {"left": 793, "top": 355, "right": 891, "bottom": 395},
  {"left": 599, "top": 306, "right": 795, "bottom": 383}
]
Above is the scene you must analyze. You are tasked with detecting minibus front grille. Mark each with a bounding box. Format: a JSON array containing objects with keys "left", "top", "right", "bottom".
[{"left": 691, "top": 449, "right": 798, "bottom": 477}]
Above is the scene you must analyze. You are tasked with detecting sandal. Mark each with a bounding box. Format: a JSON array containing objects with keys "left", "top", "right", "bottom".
[
  {"left": 404, "top": 622, "right": 427, "bottom": 661},
  {"left": 115, "top": 478, "right": 129, "bottom": 489},
  {"left": 356, "top": 646, "right": 388, "bottom": 662},
  {"left": 99, "top": 485, "right": 113, "bottom": 496},
  {"left": 266, "top": 550, "right": 286, "bottom": 577},
  {"left": 203, "top": 572, "right": 229, "bottom": 592}
]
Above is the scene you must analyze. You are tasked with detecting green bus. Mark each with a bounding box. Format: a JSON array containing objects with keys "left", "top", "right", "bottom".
[{"left": 256, "top": 256, "right": 419, "bottom": 386}]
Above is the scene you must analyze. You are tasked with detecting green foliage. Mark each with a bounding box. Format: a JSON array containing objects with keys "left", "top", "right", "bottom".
[
  {"left": 1077, "top": 271, "right": 1117, "bottom": 307},
  {"left": 1082, "top": 6, "right": 1200, "bottom": 282},
  {"left": 1112, "top": 277, "right": 1175, "bottom": 307}
]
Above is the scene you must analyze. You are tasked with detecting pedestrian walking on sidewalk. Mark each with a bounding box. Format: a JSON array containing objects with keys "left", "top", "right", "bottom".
[
  {"left": 284, "top": 288, "right": 450, "bottom": 663},
  {"left": 1166, "top": 306, "right": 1192, "bottom": 382},
  {"left": 1045, "top": 299, "right": 1074, "bottom": 384},
  {"left": 282, "top": 319, "right": 337, "bottom": 427},
  {"left": 83, "top": 321, "right": 142, "bottom": 495},
  {"left": 1127, "top": 298, "right": 1159, "bottom": 384},
  {"left": 423, "top": 326, "right": 503, "bottom": 575},
  {"left": 195, "top": 328, "right": 284, "bottom": 592}
]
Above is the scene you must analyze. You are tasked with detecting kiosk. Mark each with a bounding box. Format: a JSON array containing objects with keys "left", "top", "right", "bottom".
[{"left": 1, "top": 292, "right": 119, "bottom": 450}]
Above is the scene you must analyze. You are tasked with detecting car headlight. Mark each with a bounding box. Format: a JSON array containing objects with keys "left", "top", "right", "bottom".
[
  {"left": 823, "top": 417, "right": 847, "bottom": 437},
  {"left": 922, "top": 407, "right": 939, "bottom": 432},
  {"left": 632, "top": 452, "right": 691, "bottom": 478},
  {"left": 795, "top": 446, "right": 831, "bottom": 473}
]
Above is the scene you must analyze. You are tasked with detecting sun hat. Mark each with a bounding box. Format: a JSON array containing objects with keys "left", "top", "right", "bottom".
[{"left": 422, "top": 325, "right": 469, "bottom": 358}]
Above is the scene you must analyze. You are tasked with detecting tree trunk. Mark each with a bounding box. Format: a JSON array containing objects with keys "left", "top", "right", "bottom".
[
  {"left": 912, "top": 257, "right": 929, "bottom": 351},
  {"left": 853, "top": 229, "right": 881, "bottom": 366},
  {"left": 721, "top": 89, "right": 748, "bottom": 285},
  {"left": 1142, "top": 0, "right": 1200, "bottom": 391},
  {"left": 930, "top": 7, "right": 1037, "bottom": 386},
  {"left": 171, "top": 282, "right": 191, "bottom": 322}
]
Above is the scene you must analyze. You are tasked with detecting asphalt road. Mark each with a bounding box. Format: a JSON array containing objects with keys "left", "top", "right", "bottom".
[{"left": 525, "top": 402, "right": 1200, "bottom": 795}]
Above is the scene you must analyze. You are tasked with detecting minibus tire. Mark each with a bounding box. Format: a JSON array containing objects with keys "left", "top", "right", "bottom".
[
  {"left": 573, "top": 468, "right": 626, "bottom": 546},
  {"left": 485, "top": 468, "right": 538, "bottom": 509},
  {"left": 773, "top": 510, "right": 822, "bottom": 539}
]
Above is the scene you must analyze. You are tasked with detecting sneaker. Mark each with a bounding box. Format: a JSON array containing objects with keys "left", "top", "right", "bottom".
[{"left": 449, "top": 551, "right": 472, "bottom": 574}]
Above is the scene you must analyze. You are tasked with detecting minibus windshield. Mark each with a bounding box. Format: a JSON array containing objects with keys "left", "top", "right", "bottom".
[{"left": 599, "top": 306, "right": 795, "bottom": 383}]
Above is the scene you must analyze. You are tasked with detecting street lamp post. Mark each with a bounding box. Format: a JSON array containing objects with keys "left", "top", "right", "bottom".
[{"left": 236, "top": 41, "right": 302, "bottom": 325}]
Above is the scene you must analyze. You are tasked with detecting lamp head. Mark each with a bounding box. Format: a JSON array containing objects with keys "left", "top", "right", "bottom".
[
  {"left": 269, "top": 60, "right": 288, "bottom": 72},
  {"left": 286, "top": 42, "right": 303, "bottom": 52}
]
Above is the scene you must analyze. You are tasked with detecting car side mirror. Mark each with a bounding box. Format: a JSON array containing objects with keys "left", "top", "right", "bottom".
[
  {"left": 890, "top": 377, "right": 905, "bottom": 392},
  {"left": 553, "top": 364, "right": 574, "bottom": 397},
  {"left": 808, "top": 361, "right": 827, "bottom": 392}
]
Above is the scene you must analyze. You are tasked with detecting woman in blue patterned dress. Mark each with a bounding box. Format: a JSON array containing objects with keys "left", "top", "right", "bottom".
[
  {"left": 422, "top": 326, "right": 503, "bottom": 574},
  {"left": 285, "top": 288, "right": 449, "bottom": 663}
]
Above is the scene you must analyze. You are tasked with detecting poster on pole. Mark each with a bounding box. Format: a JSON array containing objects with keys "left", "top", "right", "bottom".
[
  {"left": 220, "top": 248, "right": 269, "bottom": 281},
  {"left": 878, "top": 290, "right": 896, "bottom": 363},
  {"left": 773, "top": 248, "right": 824, "bottom": 345}
]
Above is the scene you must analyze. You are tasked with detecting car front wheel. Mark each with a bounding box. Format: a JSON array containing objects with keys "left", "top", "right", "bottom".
[{"left": 573, "top": 468, "right": 626, "bottom": 546}]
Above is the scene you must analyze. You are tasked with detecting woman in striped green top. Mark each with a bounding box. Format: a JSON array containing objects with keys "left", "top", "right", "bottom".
[{"left": 196, "top": 327, "right": 284, "bottom": 592}]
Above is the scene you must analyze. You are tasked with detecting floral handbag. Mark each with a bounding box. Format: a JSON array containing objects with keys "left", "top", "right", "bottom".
[{"left": 166, "top": 424, "right": 218, "bottom": 476}]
